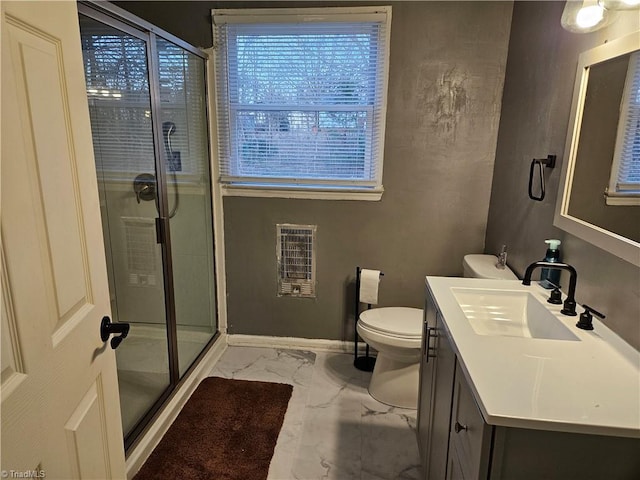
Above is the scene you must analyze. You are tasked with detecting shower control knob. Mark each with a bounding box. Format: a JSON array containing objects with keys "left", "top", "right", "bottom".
[
  {"left": 132, "top": 173, "right": 156, "bottom": 203},
  {"left": 100, "top": 316, "right": 130, "bottom": 349}
]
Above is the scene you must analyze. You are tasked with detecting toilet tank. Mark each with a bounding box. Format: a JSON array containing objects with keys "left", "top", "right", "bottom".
[{"left": 463, "top": 254, "right": 517, "bottom": 280}]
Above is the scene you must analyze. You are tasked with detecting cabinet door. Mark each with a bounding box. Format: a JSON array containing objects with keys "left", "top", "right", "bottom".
[
  {"left": 426, "top": 312, "right": 457, "bottom": 479},
  {"left": 447, "top": 443, "right": 467, "bottom": 480},
  {"left": 449, "top": 363, "right": 492, "bottom": 480},
  {"left": 417, "top": 290, "right": 437, "bottom": 468}
]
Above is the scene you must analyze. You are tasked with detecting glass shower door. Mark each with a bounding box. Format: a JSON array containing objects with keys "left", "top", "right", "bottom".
[
  {"left": 79, "top": 15, "right": 172, "bottom": 439},
  {"left": 156, "top": 38, "right": 218, "bottom": 377}
]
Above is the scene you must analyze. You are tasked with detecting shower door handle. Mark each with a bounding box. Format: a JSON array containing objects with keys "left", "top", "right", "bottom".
[
  {"left": 100, "top": 316, "right": 130, "bottom": 350},
  {"left": 155, "top": 217, "right": 167, "bottom": 244}
]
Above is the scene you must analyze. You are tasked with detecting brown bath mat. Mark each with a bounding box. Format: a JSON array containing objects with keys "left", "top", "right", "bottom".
[{"left": 134, "top": 377, "right": 293, "bottom": 480}]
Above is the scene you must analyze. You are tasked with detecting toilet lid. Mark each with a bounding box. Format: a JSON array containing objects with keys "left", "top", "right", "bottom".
[{"left": 359, "top": 307, "right": 423, "bottom": 337}]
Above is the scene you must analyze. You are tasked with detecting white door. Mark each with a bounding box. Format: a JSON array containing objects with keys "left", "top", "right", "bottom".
[{"left": 1, "top": 1, "right": 127, "bottom": 478}]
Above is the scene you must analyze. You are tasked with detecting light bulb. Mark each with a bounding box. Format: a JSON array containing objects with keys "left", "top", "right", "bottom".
[
  {"left": 576, "top": 4, "right": 605, "bottom": 28},
  {"left": 562, "top": 1, "right": 618, "bottom": 33}
]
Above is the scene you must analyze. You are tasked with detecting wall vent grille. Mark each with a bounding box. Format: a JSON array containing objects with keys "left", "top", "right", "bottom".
[{"left": 276, "top": 224, "right": 316, "bottom": 298}]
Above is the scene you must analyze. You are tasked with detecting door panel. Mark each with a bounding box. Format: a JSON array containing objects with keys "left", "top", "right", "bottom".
[
  {"left": 64, "top": 378, "right": 112, "bottom": 479},
  {"left": 6, "top": 19, "right": 92, "bottom": 339},
  {"left": 1, "top": 1, "right": 126, "bottom": 477},
  {"left": 1, "top": 245, "right": 25, "bottom": 389}
]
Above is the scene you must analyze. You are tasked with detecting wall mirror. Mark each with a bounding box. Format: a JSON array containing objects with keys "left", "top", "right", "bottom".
[{"left": 555, "top": 30, "right": 640, "bottom": 267}]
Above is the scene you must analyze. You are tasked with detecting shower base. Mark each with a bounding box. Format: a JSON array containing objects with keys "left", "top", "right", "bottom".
[{"left": 115, "top": 323, "right": 213, "bottom": 437}]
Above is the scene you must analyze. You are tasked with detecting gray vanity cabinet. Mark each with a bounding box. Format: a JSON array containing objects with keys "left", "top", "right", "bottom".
[
  {"left": 417, "top": 289, "right": 456, "bottom": 480},
  {"left": 419, "top": 288, "right": 640, "bottom": 480},
  {"left": 447, "top": 362, "right": 491, "bottom": 480}
]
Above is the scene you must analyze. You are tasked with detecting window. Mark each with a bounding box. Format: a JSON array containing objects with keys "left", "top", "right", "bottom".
[
  {"left": 607, "top": 51, "right": 640, "bottom": 205},
  {"left": 212, "top": 7, "right": 391, "bottom": 199}
]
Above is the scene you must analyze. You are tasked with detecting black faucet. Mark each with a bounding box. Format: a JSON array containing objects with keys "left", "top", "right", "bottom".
[{"left": 522, "top": 261, "right": 578, "bottom": 316}]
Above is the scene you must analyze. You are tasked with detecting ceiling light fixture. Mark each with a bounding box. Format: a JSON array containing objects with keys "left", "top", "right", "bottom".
[
  {"left": 598, "top": 0, "right": 640, "bottom": 10},
  {"left": 561, "top": 0, "right": 618, "bottom": 33}
]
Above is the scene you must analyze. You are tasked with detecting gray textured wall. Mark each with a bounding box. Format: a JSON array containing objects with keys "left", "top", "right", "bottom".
[
  {"left": 485, "top": 1, "right": 640, "bottom": 349},
  {"left": 223, "top": 2, "right": 512, "bottom": 338},
  {"left": 115, "top": 1, "right": 513, "bottom": 339}
]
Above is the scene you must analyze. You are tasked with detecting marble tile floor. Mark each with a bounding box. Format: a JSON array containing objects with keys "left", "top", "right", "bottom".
[{"left": 209, "top": 346, "right": 421, "bottom": 480}]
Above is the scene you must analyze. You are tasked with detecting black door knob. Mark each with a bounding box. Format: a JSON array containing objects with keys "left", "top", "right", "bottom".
[{"left": 100, "top": 316, "right": 130, "bottom": 349}]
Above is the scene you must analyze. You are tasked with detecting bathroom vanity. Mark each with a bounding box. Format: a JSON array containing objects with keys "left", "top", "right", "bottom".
[{"left": 417, "top": 277, "right": 640, "bottom": 479}]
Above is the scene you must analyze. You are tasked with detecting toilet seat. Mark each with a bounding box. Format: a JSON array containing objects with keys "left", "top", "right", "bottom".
[{"left": 358, "top": 307, "right": 422, "bottom": 338}]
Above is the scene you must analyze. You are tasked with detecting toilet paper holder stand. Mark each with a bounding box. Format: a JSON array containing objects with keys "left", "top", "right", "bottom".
[{"left": 354, "top": 266, "right": 384, "bottom": 372}]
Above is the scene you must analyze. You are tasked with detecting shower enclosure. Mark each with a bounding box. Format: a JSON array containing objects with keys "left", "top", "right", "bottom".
[{"left": 77, "top": 4, "right": 218, "bottom": 450}]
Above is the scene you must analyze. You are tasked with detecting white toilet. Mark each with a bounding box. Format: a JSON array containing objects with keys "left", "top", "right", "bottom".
[
  {"left": 357, "top": 307, "right": 423, "bottom": 408},
  {"left": 356, "top": 254, "right": 516, "bottom": 409}
]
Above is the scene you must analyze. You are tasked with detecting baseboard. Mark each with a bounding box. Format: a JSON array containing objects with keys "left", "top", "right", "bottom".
[
  {"left": 227, "top": 334, "right": 373, "bottom": 354},
  {"left": 125, "top": 334, "right": 228, "bottom": 479}
]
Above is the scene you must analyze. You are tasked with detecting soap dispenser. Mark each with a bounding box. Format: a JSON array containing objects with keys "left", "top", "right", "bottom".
[{"left": 540, "top": 239, "right": 561, "bottom": 288}]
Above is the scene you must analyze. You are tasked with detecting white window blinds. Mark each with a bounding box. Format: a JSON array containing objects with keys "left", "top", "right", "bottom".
[
  {"left": 80, "top": 16, "right": 207, "bottom": 181},
  {"left": 80, "top": 17, "right": 155, "bottom": 177},
  {"left": 608, "top": 51, "right": 640, "bottom": 203},
  {"left": 212, "top": 7, "right": 391, "bottom": 191},
  {"left": 156, "top": 38, "right": 209, "bottom": 180}
]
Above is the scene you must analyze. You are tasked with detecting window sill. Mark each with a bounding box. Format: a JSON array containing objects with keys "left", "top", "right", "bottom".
[
  {"left": 605, "top": 194, "right": 640, "bottom": 206},
  {"left": 220, "top": 184, "right": 383, "bottom": 201}
]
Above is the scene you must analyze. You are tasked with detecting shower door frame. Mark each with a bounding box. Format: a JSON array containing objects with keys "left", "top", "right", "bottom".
[{"left": 78, "top": 1, "right": 219, "bottom": 453}]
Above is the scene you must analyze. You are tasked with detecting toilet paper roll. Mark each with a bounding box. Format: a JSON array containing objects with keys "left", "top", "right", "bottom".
[{"left": 359, "top": 269, "right": 381, "bottom": 305}]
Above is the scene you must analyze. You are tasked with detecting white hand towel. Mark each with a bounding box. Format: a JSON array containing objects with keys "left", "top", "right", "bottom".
[{"left": 359, "top": 269, "right": 381, "bottom": 305}]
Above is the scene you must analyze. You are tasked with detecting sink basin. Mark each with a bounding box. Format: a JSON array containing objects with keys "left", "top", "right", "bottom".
[{"left": 451, "top": 288, "right": 579, "bottom": 341}]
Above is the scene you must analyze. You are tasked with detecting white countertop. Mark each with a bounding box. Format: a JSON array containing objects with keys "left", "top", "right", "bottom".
[{"left": 426, "top": 276, "right": 640, "bottom": 438}]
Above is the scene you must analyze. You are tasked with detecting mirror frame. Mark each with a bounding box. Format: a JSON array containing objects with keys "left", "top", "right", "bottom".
[{"left": 554, "top": 30, "right": 640, "bottom": 267}]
